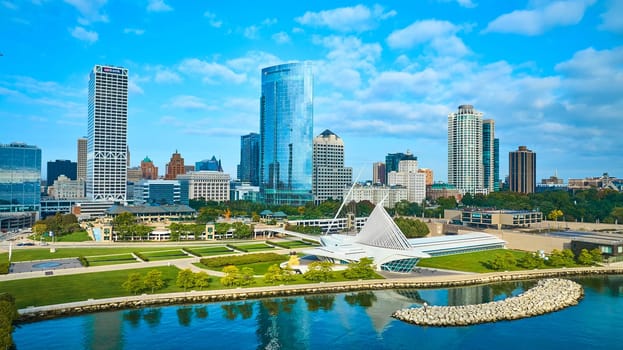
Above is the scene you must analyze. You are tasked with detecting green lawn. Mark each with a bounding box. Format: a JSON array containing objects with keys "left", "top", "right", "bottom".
[
  {"left": 237, "top": 258, "right": 290, "bottom": 275},
  {"left": 186, "top": 246, "right": 234, "bottom": 256},
  {"left": 416, "top": 249, "right": 529, "bottom": 273},
  {"left": 234, "top": 243, "right": 274, "bottom": 252},
  {"left": 141, "top": 250, "right": 189, "bottom": 261},
  {"left": 86, "top": 254, "right": 138, "bottom": 266},
  {"left": 1, "top": 246, "right": 188, "bottom": 262},
  {"left": 1, "top": 266, "right": 182, "bottom": 309}
]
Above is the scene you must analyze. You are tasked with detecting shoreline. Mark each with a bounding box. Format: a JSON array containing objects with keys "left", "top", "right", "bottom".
[{"left": 17, "top": 265, "right": 623, "bottom": 323}]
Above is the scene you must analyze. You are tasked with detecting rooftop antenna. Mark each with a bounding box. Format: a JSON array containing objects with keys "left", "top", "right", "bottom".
[{"left": 325, "top": 167, "right": 364, "bottom": 235}]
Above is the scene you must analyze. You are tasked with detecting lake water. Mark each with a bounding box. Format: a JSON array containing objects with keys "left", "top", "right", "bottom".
[{"left": 13, "top": 275, "right": 623, "bottom": 350}]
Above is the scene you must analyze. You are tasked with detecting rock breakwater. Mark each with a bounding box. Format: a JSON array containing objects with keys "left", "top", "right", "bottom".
[{"left": 392, "top": 278, "right": 583, "bottom": 326}]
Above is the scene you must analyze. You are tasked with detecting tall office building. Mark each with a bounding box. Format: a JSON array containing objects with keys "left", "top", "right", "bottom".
[
  {"left": 259, "top": 62, "right": 313, "bottom": 205},
  {"left": 87, "top": 64, "right": 128, "bottom": 201},
  {"left": 373, "top": 162, "right": 386, "bottom": 185},
  {"left": 195, "top": 156, "right": 222, "bottom": 172},
  {"left": 482, "top": 119, "right": 497, "bottom": 193},
  {"left": 385, "top": 151, "right": 417, "bottom": 181},
  {"left": 77, "top": 137, "right": 87, "bottom": 181},
  {"left": 493, "top": 138, "right": 500, "bottom": 191},
  {"left": 312, "top": 129, "right": 352, "bottom": 203},
  {"left": 509, "top": 146, "right": 536, "bottom": 194},
  {"left": 165, "top": 151, "right": 186, "bottom": 180},
  {"left": 0, "top": 142, "right": 42, "bottom": 213},
  {"left": 46, "top": 159, "right": 77, "bottom": 186},
  {"left": 448, "top": 105, "right": 485, "bottom": 195},
  {"left": 238, "top": 133, "right": 260, "bottom": 186}
]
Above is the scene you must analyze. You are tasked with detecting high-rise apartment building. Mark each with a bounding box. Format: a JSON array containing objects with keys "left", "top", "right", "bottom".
[
  {"left": 238, "top": 133, "right": 260, "bottom": 186},
  {"left": 87, "top": 65, "right": 128, "bottom": 201},
  {"left": 373, "top": 162, "right": 386, "bottom": 185},
  {"left": 388, "top": 159, "right": 426, "bottom": 204},
  {"left": 140, "top": 156, "right": 158, "bottom": 180},
  {"left": 46, "top": 160, "right": 77, "bottom": 186},
  {"left": 312, "top": 129, "right": 353, "bottom": 203},
  {"left": 77, "top": 137, "right": 87, "bottom": 181},
  {"left": 509, "top": 146, "right": 536, "bottom": 194},
  {"left": 165, "top": 151, "right": 186, "bottom": 180},
  {"left": 259, "top": 62, "right": 313, "bottom": 205},
  {"left": 448, "top": 105, "right": 485, "bottom": 195},
  {"left": 0, "top": 142, "right": 41, "bottom": 213}
]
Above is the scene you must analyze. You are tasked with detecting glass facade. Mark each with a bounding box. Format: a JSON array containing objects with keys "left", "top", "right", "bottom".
[
  {"left": 238, "top": 133, "right": 260, "bottom": 186},
  {"left": 47, "top": 160, "right": 77, "bottom": 186},
  {"left": 482, "top": 120, "right": 495, "bottom": 193},
  {"left": 0, "top": 143, "right": 42, "bottom": 213},
  {"left": 260, "top": 62, "right": 313, "bottom": 205}
]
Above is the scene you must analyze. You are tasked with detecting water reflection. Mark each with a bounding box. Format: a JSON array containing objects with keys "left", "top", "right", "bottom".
[
  {"left": 176, "top": 307, "right": 193, "bottom": 326},
  {"left": 303, "top": 295, "right": 335, "bottom": 311},
  {"left": 221, "top": 302, "right": 255, "bottom": 320}
]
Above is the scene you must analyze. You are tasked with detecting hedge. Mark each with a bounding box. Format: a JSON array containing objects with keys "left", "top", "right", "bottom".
[
  {"left": 78, "top": 256, "right": 89, "bottom": 267},
  {"left": 200, "top": 252, "right": 285, "bottom": 268},
  {"left": 0, "top": 262, "right": 9, "bottom": 274},
  {"left": 133, "top": 251, "right": 149, "bottom": 262}
]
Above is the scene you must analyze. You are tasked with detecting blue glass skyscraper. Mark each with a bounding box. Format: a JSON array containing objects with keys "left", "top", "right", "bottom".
[
  {"left": 0, "top": 142, "right": 42, "bottom": 213},
  {"left": 260, "top": 62, "right": 313, "bottom": 205},
  {"left": 238, "top": 133, "right": 260, "bottom": 186}
]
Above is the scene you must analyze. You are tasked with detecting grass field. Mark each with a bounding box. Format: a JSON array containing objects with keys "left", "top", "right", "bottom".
[
  {"left": 0, "top": 246, "right": 189, "bottom": 262},
  {"left": 416, "top": 249, "right": 529, "bottom": 273},
  {"left": 233, "top": 243, "right": 274, "bottom": 252},
  {"left": 237, "top": 258, "right": 290, "bottom": 275},
  {"left": 141, "top": 250, "right": 189, "bottom": 261},
  {"left": 2, "top": 266, "right": 182, "bottom": 309},
  {"left": 86, "top": 254, "right": 138, "bottom": 266},
  {"left": 186, "top": 246, "right": 234, "bottom": 256}
]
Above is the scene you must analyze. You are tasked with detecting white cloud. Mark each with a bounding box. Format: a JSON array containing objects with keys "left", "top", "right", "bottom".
[
  {"left": 70, "top": 26, "right": 98, "bottom": 43},
  {"left": 123, "top": 28, "right": 145, "bottom": 35},
  {"left": 484, "top": 0, "right": 596, "bottom": 35},
  {"left": 386, "top": 19, "right": 469, "bottom": 56},
  {"left": 154, "top": 69, "right": 181, "bottom": 83},
  {"left": 64, "top": 0, "right": 108, "bottom": 24},
  {"left": 128, "top": 80, "right": 143, "bottom": 94},
  {"left": 204, "top": 11, "right": 222, "bottom": 28},
  {"left": 147, "top": 0, "right": 172, "bottom": 12},
  {"left": 272, "top": 31, "right": 290, "bottom": 44},
  {"left": 599, "top": 0, "right": 623, "bottom": 34},
  {"left": 178, "top": 58, "right": 247, "bottom": 84},
  {"left": 295, "top": 4, "right": 396, "bottom": 32},
  {"left": 166, "top": 95, "right": 212, "bottom": 110},
  {"left": 2, "top": 1, "right": 18, "bottom": 10},
  {"left": 456, "top": 0, "right": 476, "bottom": 8},
  {"left": 244, "top": 25, "right": 259, "bottom": 39}
]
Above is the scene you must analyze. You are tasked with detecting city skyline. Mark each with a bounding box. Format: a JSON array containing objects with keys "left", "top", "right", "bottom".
[{"left": 1, "top": 1, "right": 622, "bottom": 182}]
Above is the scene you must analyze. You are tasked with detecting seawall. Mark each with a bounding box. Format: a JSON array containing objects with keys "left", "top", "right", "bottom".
[
  {"left": 17, "top": 266, "right": 623, "bottom": 323},
  {"left": 393, "top": 278, "right": 583, "bottom": 326}
]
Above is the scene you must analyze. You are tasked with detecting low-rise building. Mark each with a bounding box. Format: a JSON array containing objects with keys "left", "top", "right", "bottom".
[
  {"left": 177, "top": 171, "right": 230, "bottom": 202},
  {"left": 444, "top": 208, "right": 542, "bottom": 229},
  {"left": 345, "top": 183, "right": 408, "bottom": 208}
]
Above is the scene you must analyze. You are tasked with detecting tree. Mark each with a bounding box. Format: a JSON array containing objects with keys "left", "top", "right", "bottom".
[
  {"left": 517, "top": 252, "right": 545, "bottom": 269},
  {"left": 231, "top": 222, "right": 252, "bottom": 239},
  {"left": 33, "top": 223, "right": 47, "bottom": 237},
  {"left": 577, "top": 249, "right": 594, "bottom": 266},
  {"left": 143, "top": 269, "right": 164, "bottom": 293},
  {"left": 488, "top": 252, "right": 517, "bottom": 271},
  {"left": 176, "top": 269, "right": 196, "bottom": 291},
  {"left": 303, "top": 261, "right": 333, "bottom": 282},
  {"left": 590, "top": 248, "right": 603, "bottom": 263},
  {"left": 343, "top": 257, "right": 376, "bottom": 279},
  {"left": 394, "top": 217, "right": 429, "bottom": 238},
  {"left": 240, "top": 267, "right": 255, "bottom": 286},
  {"left": 547, "top": 209, "right": 564, "bottom": 221},
  {"left": 220, "top": 265, "right": 241, "bottom": 287},
  {"left": 194, "top": 271, "right": 210, "bottom": 290},
  {"left": 122, "top": 273, "right": 144, "bottom": 295}
]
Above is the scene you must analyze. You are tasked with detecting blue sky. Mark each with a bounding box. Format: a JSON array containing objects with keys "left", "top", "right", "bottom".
[{"left": 1, "top": 0, "right": 622, "bottom": 183}]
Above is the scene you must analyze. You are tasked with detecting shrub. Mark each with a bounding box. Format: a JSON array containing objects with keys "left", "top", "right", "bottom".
[
  {"left": 78, "top": 256, "right": 89, "bottom": 267},
  {"left": 0, "top": 262, "right": 9, "bottom": 275}
]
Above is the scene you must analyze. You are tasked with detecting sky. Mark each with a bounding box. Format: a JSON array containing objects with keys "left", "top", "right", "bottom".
[{"left": 1, "top": 0, "right": 622, "bottom": 183}]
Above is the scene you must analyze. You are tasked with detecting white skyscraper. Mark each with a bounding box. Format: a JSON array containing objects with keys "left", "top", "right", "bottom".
[
  {"left": 448, "top": 105, "right": 486, "bottom": 195},
  {"left": 312, "top": 129, "right": 353, "bottom": 203},
  {"left": 87, "top": 65, "right": 128, "bottom": 201}
]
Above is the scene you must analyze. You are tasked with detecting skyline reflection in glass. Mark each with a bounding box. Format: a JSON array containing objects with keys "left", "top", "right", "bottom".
[{"left": 260, "top": 62, "right": 314, "bottom": 205}]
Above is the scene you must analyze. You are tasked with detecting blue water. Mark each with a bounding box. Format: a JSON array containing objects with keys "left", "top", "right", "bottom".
[
  {"left": 31, "top": 262, "right": 62, "bottom": 269},
  {"left": 92, "top": 228, "right": 102, "bottom": 242},
  {"left": 13, "top": 276, "right": 623, "bottom": 350}
]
